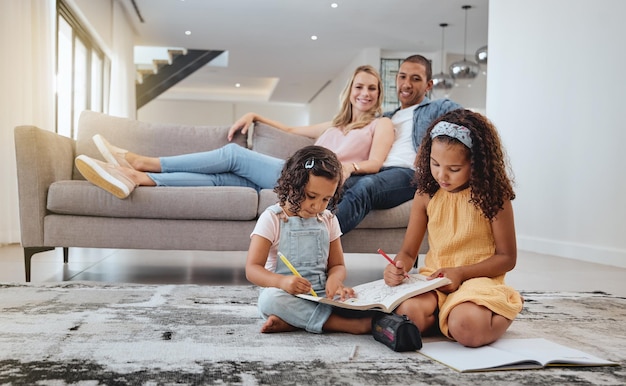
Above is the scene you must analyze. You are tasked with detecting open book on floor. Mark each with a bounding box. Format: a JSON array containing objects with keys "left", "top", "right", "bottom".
[
  {"left": 418, "top": 338, "right": 619, "bottom": 372},
  {"left": 297, "top": 274, "right": 451, "bottom": 313}
]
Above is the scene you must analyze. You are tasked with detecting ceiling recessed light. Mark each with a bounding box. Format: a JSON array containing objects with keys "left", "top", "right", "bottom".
[
  {"left": 331, "top": 3, "right": 338, "bottom": 8},
  {"left": 235, "top": 83, "right": 241, "bottom": 88},
  {"left": 185, "top": 30, "right": 191, "bottom": 36},
  {"left": 310, "top": 35, "right": 318, "bottom": 41}
]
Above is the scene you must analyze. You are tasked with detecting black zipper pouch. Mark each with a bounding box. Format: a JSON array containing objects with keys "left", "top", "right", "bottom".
[{"left": 372, "top": 313, "right": 422, "bottom": 352}]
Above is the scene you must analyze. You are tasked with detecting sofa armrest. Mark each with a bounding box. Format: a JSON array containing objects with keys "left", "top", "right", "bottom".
[{"left": 14, "top": 126, "right": 76, "bottom": 247}]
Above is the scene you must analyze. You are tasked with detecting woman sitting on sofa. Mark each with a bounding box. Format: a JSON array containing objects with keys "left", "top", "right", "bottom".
[{"left": 75, "top": 64, "right": 395, "bottom": 200}]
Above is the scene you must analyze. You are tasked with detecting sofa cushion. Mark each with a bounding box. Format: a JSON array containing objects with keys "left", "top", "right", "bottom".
[
  {"left": 251, "top": 122, "right": 315, "bottom": 159},
  {"left": 74, "top": 111, "right": 248, "bottom": 180},
  {"left": 47, "top": 181, "right": 259, "bottom": 221},
  {"left": 357, "top": 200, "right": 412, "bottom": 229},
  {"left": 258, "top": 189, "right": 279, "bottom": 217}
]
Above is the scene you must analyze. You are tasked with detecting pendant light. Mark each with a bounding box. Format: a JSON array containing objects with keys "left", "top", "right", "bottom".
[
  {"left": 432, "top": 23, "right": 454, "bottom": 90},
  {"left": 449, "top": 5, "right": 479, "bottom": 79},
  {"left": 475, "top": 45, "right": 488, "bottom": 65}
]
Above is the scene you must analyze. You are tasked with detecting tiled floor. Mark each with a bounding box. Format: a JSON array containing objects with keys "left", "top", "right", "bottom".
[{"left": 1, "top": 243, "right": 625, "bottom": 296}]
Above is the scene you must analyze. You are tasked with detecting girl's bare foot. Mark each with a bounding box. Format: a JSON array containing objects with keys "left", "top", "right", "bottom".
[{"left": 260, "top": 315, "right": 298, "bottom": 333}]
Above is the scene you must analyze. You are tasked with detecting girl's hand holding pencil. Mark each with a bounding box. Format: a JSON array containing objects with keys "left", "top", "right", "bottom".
[
  {"left": 379, "top": 248, "right": 412, "bottom": 287},
  {"left": 278, "top": 252, "right": 318, "bottom": 297},
  {"left": 378, "top": 248, "right": 410, "bottom": 279},
  {"left": 280, "top": 275, "right": 315, "bottom": 296}
]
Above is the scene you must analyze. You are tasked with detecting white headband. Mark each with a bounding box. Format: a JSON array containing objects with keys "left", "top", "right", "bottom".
[{"left": 430, "top": 121, "right": 473, "bottom": 149}]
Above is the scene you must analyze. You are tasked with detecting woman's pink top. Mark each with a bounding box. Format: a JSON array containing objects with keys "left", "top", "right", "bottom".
[{"left": 314, "top": 118, "right": 379, "bottom": 163}]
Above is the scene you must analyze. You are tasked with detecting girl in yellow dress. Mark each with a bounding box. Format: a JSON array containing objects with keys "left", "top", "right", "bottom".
[{"left": 383, "top": 109, "right": 523, "bottom": 348}]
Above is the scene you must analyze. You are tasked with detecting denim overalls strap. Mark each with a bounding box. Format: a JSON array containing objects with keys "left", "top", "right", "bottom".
[{"left": 268, "top": 205, "right": 329, "bottom": 294}]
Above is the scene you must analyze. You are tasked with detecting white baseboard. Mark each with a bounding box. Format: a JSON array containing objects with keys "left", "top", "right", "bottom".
[{"left": 518, "top": 236, "right": 626, "bottom": 269}]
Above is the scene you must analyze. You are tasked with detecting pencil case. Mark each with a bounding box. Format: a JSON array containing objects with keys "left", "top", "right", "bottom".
[{"left": 372, "top": 313, "right": 422, "bottom": 352}]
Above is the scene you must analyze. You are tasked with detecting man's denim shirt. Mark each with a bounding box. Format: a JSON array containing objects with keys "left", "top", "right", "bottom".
[{"left": 384, "top": 97, "right": 462, "bottom": 151}]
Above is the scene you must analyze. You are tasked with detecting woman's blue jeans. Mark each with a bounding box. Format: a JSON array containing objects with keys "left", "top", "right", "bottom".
[{"left": 147, "top": 143, "right": 284, "bottom": 191}]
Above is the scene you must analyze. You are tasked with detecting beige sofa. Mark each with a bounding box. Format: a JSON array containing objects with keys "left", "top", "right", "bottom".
[{"left": 14, "top": 110, "right": 422, "bottom": 281}]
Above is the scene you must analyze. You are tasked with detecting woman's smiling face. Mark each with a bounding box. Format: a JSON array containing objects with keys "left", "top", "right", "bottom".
[{"left": 349, "top": 71, "right": 380, "bottom": 114}]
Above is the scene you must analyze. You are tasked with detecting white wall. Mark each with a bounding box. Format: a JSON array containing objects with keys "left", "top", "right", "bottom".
[
  {"left": 488, "top": 0, "right": 626, "bottom": 268},
  {"left": 108, "top": 0, "right": 136, "bottom": 117},
  {"left": 69, "top": 0, "right": 113, "bottom": 53}
]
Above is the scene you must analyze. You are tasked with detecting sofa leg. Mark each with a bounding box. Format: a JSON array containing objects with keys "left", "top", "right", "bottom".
[{"left": 23, "top": 247, "right": 55, "bottom": 282}]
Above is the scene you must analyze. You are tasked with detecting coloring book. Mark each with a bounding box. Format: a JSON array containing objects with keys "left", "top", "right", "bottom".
[
  {"left": 418, "top": 338, "right": 618, "bottom": 372},
  {"left": 297, "top": 274, "right": 451, "bottom": 313}
]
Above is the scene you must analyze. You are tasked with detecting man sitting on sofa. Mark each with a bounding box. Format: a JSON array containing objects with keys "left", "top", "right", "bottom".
[{"left": 335, "top": 54, "right": 462, "bottom": 234}]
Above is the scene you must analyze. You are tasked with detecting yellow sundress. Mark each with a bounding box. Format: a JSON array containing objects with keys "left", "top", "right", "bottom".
[{"left": 418, "top": 188, "right": 523, "bottom": 338}]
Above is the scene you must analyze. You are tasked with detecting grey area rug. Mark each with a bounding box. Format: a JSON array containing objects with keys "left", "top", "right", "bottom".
[{"left": 1, "top": 282, "right": 624, "bottom": 385}]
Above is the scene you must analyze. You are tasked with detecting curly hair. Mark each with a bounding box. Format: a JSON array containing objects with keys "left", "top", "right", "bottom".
[
  {"left": 332, "top": 65, "right": 383, "bottom": 132},
  {"left": 274, "top": 145, "right": 343, "bottom": 214},
  {"left": 414, "top": 109, "right": 515, "bottom": 220}
]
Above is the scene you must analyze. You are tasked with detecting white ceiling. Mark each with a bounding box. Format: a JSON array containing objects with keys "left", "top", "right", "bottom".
[{"left": 123, "top": 0, "right": 489, "bottom": 104}]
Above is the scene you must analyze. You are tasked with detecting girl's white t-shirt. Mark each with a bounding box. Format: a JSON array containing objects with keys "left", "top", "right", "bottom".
[{"left": 251, "top": 207, "right": 342, "bottom": 272}]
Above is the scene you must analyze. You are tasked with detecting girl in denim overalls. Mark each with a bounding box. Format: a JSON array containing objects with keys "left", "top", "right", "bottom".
[{"left": 246, "top": 145, "right": 373, "bottom": 334}]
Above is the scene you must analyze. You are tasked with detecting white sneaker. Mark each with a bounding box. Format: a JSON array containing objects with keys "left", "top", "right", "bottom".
[
  {"left": 93, "top": 134, "right": 134, "bottom": 169},
  {"left": 75, "top": 155, "right": 136, "bottom": 199}
]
